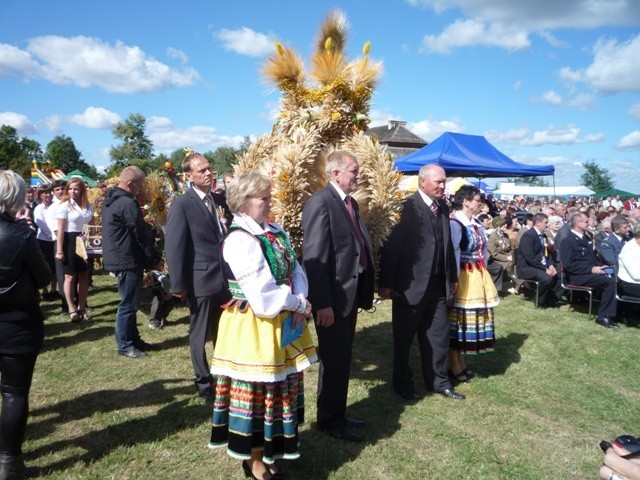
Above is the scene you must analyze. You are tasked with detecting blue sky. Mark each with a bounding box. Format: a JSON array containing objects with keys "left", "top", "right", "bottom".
[{"left": 1, "top": 0, "right": 639, "bottom": 191}]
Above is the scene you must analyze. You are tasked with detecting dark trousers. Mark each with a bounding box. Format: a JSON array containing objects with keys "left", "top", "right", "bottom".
[
  {"left": 315, "top": 305, "right": 358, "bottom": 428},
  {"left": 149, "top": 293, "right": 175, "bottom": 322},
  {"left": 54, "top": 258, "right": 67, "bottom": 311},
  {"left": 0, "top": 352, "right": 38, "bottom": 455},
  {"left": 569, "top": 273, "right": 617, "bottom": 318},
  {"left": 187, "top": 294, "right": 224, "bottom": 394},
  {"left": 486, "top": 260, "right": 504, "bottom": 292},
  {"left": 520, "top": 269, "right": 564, "bottom": 307},
  {"left": 392, "top": 275, "right": 451, "bottom": 393},
  {"left": 618, "top": 280, "right": 640, "bottom": 317}
]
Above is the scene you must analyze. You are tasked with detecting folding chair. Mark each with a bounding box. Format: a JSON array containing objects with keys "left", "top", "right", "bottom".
[{"left": 558, "top": 261, "right": 593, "bottom": 319}]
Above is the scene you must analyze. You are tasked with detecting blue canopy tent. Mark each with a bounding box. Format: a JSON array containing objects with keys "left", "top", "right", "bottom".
[{"left": 394, "top": 132, "right": 555, "bottom": 179}]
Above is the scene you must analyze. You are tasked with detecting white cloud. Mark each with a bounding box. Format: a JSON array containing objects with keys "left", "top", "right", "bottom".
[
  {"left": 0, "top": 36, "right": 200, "bottom": 94},
  {"left": 531, "top": 90, "right": 594, "bottom": 110},
  {"left": 484, "top": 128, "right": 530, "bottom": 144},
  {"left": 420, "top": 18, "right": 530, "bottom": 54},
  {"left": 513, "top": 80, "right": 524, "bottom": 91},
  {"left": 44, "top": 107, "right": 120, "bottom": 132},
  {"left": 521, "top": 125, "right": 603, "bottom": 146},
  {"left": 216, "top": 27, "right": 276, "bottom": 57},
  {"left": 533, "top": 90, "right": 563, "bottom": 106},
  {"left": 629, "top": 103, "right": 640, "bottom": 122},
  {"left": 0, "top": 112, "right": 38, "bottom": 135},
  {"left": 407, "top": 117, "right": 464, "bottom": 141},
  {"left": 410, "top": 1, "right": 640, "bottom": 54},
  {"left": 407, "top": 1, "right": 640, "bottom": 29},
  {"left": 166, "top": 47, "right": 188, "bottom": 63},
  {"left": 147, "top": 116, "right": 245, "bottom": 150},
  {"left": 560, "top": 34, "right": 640, "bottom": 94},
  {"left": 616, "top": 130, "right": 640, "bottom": 149}
]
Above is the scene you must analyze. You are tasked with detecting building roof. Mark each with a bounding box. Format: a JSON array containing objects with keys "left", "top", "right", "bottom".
[{"left": 365, "top": 120, "right": 427, "bottom": 152}]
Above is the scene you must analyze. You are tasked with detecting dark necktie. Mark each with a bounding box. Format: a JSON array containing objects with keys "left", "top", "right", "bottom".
[
  {"left": 345, "top": 196, "right": 368, "bottom": 270},
  {"left": 430, "top": 201, "right": 439, "bottom": 216},
  {"left": 204, "top": 194, "right": 223, "bottom": 234}
]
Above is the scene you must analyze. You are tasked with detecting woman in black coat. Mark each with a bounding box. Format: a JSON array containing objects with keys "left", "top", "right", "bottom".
[{"left": 0, "top": 170, "right": 51, "bottom": 479}]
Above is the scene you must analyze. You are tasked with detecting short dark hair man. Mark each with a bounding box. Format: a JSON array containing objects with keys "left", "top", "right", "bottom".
[
  {"left": 516, "top": 213, "right": 564, "bottom": 308},
  {"left": 560, "top": 213, "right": 618, "bottom": 328},
  {"left": 102, "top": 166, "right": 160, "bottom": 358},
  {"left": 599, "top": 215, "right": 629, "bottom": 268}
]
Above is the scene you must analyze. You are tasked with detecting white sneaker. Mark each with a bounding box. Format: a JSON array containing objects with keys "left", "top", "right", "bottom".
[{"left": 507, "top": 287, "right": 518, "bottom": 294}]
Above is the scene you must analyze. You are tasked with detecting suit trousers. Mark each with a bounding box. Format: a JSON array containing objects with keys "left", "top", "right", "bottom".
[
  {"left": 392, "top": 274, "right": 451, "bottom": 393},
  {"left": 521, "top": 269, "right": 564, "bottom": 307},
  {"left": 569, "top": 273, "right": 617, "bottom": 318},
  {"left": 315, "top": 303, "right": 358, "bottom": 429},
  {"left": 187, "top": 294, "right": 224, "bottom": 394}
]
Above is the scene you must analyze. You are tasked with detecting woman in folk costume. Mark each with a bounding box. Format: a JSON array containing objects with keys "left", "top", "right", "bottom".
[
  {"left": 448, "top": 185, "right": 499, "bottom": 383},
  {"left": 209, "top": 172, "right": 317, "bottom": 480}
]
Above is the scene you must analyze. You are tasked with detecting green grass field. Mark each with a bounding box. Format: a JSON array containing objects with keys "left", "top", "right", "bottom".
[{"left": 26, "top": 272, "right": 639, "bottom": 479}]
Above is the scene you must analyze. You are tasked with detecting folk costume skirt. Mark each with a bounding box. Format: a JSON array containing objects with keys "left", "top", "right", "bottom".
[
  {"left": 209, "top": 305, "right": 317, "bottom": 462},
  {"left": 449, "top": 263, "right": 500, "bottom": 355}
]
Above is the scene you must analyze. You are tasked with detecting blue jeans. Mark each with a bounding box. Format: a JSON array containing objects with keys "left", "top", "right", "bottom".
[{"left": 115, "top": 268, "right": 142, "bottom": 351}]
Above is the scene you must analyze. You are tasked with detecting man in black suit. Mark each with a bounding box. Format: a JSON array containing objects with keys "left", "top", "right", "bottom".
[
  {"left": 165, "top": 152, "right": 231, "bottom": 401},
  {"left": 378, "top": 164, "right": 464, "bottom": 401},
  {"left": 560, "top": 213, "right": 618, "bottom": 328},
  {"left": 516, "top": 213, "right": 564, "bottom": 308},
  {"left": 302, "top": 150, "right": 374, "bottom": 442},
  {"left": 599, "top": 215, "right": 629, "bottom": 268}
]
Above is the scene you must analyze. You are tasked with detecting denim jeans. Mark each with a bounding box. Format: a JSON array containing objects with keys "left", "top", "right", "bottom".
[{"left": 115, "top": 268, "right": 142, "bottom": 351}]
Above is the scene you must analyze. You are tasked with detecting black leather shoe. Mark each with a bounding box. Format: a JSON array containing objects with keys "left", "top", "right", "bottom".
[
  {"left": 434, "top": 388, "right": 466, "bottom": 400},
  {"left": 394, "top": 389, "right": 421, "bottom": 401},
  {"left": 199, "top": 388, "right": 215, "bottom": 403},
  {"left": 343, "top": 417, "right": 366, "bottom": 428},
  {"left": 325, "top": 425, "right": 363, "bottom": 443},
  {"left": 595, "top": 316, "right": 619, "bottom": 329}
]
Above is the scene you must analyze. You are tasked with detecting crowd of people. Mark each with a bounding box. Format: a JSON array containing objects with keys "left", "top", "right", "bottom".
[{"left": 1, "top": 159, "right": 639, "bottom": 479}]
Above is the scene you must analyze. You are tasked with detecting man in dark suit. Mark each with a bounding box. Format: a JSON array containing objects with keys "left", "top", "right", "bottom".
[
  {"left": 302, "top": 150, "right": 374, "bottom": 443},
  {"left": 516, "top": 213, "right": 564, "bottom": 308},
  {"left": 165, "top": 152, "right": 231, "bottom": 401},
  {"left": 599, "top": 215, "right": 629, "bottom": 268},
  {"left": 560, "top": 213, "right": 618, "bottom": 328},
  {"left": 378, "top": 164, "right": 464, "bottom": 401}
]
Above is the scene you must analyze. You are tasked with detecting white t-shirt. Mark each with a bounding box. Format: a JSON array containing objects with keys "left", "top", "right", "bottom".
[
  {"left": 34, "top": 203, "right": 55, "bottom": 241},
  {"left": 56, "top": 200, "right": 94, "bottom": 233}
]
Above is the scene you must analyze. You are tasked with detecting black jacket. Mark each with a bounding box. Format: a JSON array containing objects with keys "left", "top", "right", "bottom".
[
  {"left": 0, "top": 212, "right": 51, "bottom": 309},
  {"left": 101, "top": 187, "right": 159, "bottom": 273}
]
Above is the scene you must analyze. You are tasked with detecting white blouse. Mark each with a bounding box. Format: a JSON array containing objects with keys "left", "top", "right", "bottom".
[
  {"left": 223, "top": 213, "right": 308, "bottom": 318},
  {"left": 56, "top": 199, "right": 94, "bottom": 233},
  {"left": 33, "top": 203, "right": 54, "bottom": 241},
  {"left": 618, "top": 240, "right": 640, "bottom": 285}
]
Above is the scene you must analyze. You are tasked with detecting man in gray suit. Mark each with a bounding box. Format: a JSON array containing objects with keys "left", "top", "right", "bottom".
[
  {"left": 165, "top": 152, "right": 231, "bottom": 402},
  {"left": 379, "top": 164, "right": 464, "bottom": 401},
  {"left": 302, "top": 150, "right": 374, "bottom": 442}
]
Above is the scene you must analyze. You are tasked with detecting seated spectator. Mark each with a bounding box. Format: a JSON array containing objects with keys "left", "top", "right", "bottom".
[
  {"left": 560, "top": 213, "right": 618, "bottom": 328},
  {"left": 488, "top": 222, "right": 515, "bottom": 293},
  {"left": 516, "top": 213, "right": 564, "bottom": 308},
  {"left": 617, "top": 221, "right": 640, "bottom": 324},
  {"left": 476, "top": 213, "right": 494, "bottom": 237},
  {"left": 595, "top": 219, "right": 612, "bottom": 250},
  {"left": 599, "top": 216, "right": 629, "bottom": 268},
  {"left": 515, "top": 213, "right": 534, "bottom": 248},
  {"left": 546, "top": 215, "right": 562, "bottom": 246}
]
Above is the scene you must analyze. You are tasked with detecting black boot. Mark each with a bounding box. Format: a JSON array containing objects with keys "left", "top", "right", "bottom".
[{"left": 0, "top": 453, "right": 28, "bottom": 480}]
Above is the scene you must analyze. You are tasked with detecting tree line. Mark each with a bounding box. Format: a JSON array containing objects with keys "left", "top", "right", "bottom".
[{"left": 0, "top": 112, "right": 247, "bottom": 182}]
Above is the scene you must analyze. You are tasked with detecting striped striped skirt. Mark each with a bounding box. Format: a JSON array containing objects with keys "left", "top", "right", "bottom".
[
  {"left": 208, "top": 373, "right": 305, "bottom": 463},
  {"left": 448, "top": 307, "right": 495, "bottom": 354}
]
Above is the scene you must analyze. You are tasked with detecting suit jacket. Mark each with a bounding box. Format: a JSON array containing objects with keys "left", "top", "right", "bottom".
[
  {"left": 599, "top": 233, "right": 624, "bottom": 267},
  {"left": 559, "top": 231, "right": 600, "bottom": 281},
  {"left": 516, "top": 227, "right": 555, "bottom": 278},
  {"left": 302, "top": 184, "right": 374, "bottom": 317},
  {"left": 165, "top": 188, "right": 231, "bottom": 298},
  {"left": 378, "top": 192, "right": 458, "bottom": 306}
]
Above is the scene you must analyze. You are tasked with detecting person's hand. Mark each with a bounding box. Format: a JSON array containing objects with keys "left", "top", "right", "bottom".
[
  {"left": 450, "top": 282, "right": 458, "bottom": 296},
  {"left": 547, "top": 265, "right": 557, "bottom": 277},
  {"left": 599, "top": 442, "right": 640, "bottom": 480},
  {"left": 302, "top": 299, "right": 312, "bottom": 318},
  {"left": 173, "top": 290, "right": 187, "bottom": 301},
  {"left": 315, "top": 307, "right": 334, "bottom": 328},
  {"left": 55, "top": 251, "right": 64, "bottom": 261},
  {"left": 292, "top": 312, "right": 306, "bottom": 329},
  {"left": 592, "top": 266, "right": 606, "bottom": 275},
  {"left": 378, "top": 287, "right": 393, "bottom": 300}
]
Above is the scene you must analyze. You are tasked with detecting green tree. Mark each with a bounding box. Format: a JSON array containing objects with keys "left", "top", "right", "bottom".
[
  {"left": 507, "top": 176, "right": 549, "bottom": 187},
  {"left": 580, "top": 160, "right": 614, "bottom": 193},
  {"left": 108, "top": 113, "right": 154, "bottom": 176},
  {"left": 0, "top": 125, "right": 42, "bottom": 180},
  {"left": 203, "top": 137, "right": 250, "bottom": 175},
  {"left": 45, "top": 135, "right": 98, "bottom": 178}
]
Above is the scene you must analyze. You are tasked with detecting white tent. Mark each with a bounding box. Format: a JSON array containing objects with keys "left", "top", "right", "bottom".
[{"left": 493, "top": 183, "right": 593, "bottom": 198}]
